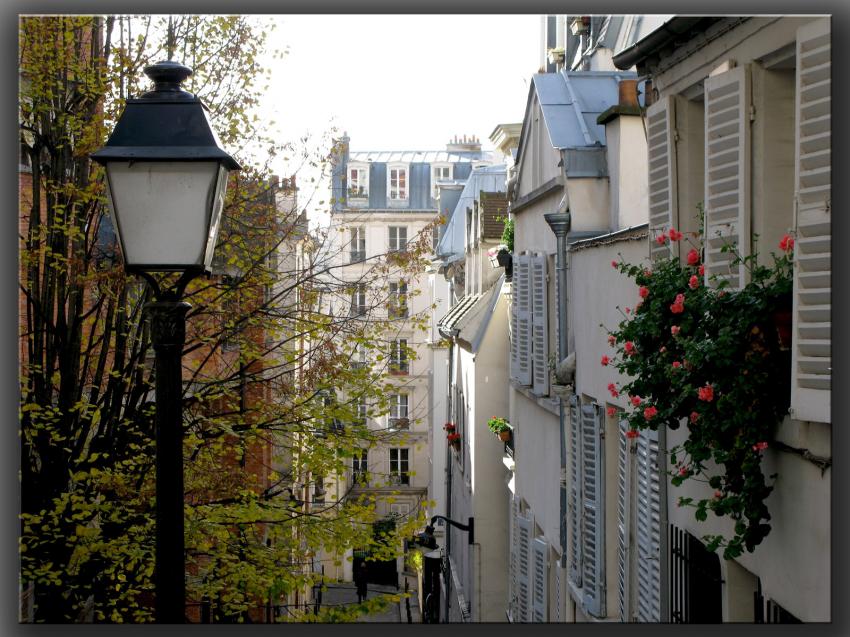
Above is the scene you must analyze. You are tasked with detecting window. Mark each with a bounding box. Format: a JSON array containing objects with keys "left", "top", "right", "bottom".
[
  {"left": 389, "top": 502, "right": 410, "bottom": 517},
  {"left": 388, "top": 280, "right": 408, "bottom": 318},
  {"left": 669, "top": 525, "right": 723, "bottom": 622},
  {"left": 350, "top": 284, "right": 367, "bottom": 317},
  {"left": 351, "top": 343, "right": 367, "bottom": 370},
  {"left": 389, "top": 338, "right": 409, "bottom": 374},
  {"left": 389, "top": 448, "right": 409, "bottom": 485},
  {"left": 388, "top": 226, "right": 408, "bottom": 252},
  {"left": 348, "top": 166, "right": 369, "bottom": 199},
  {"left": 388, "top": 166, "right": 407, "bottom": 200},
  {"left": 432, "top": 163, "right": 452, "bottom": 198},
  {"left": 511, "top": 503, "right": 533, "bottom": 621},
  {"left": 313, "top": 475, "right": 326, "bottom": 505},
  {"left": 510, "top": 253, "right": 548, "bottom": 395},
  {"left": 568, "top": 397, "right": 605, "bottom": 618},
  {"left": 355, "top": 396, "right": 368, "bottom": 425},
  {"left": 353, "top": 449, "right": 368, "bottom": 485},
  {"left": 350, "top": 226, "right": 366, "bottom": 263},
  {"left": 389, "top": 393, "right": 409, "bottom": 429}
]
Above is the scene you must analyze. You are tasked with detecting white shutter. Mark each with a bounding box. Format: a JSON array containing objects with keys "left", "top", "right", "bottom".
[
  {"left": 509, "top": 496, "right": 521, "bottom": 621},
  {"left": 704, "top": 65, "right": 751, "bottom": 290},
  {"left": 531, "top": 254, "right": 549, "bottom": 396},
  {"left": 792, "top": 18, "right": 831, "bottom": 423},
  {"left": 531, "top": 538, "right": 549, "bottom": 622},
  {"left": 510, "top": 271, "right": 520, "bottom": 383},
  {"left": 581, "top": 403, "right": 605, "bottom": 618},
  {"left": 646, "top": 95, "right": 679, "bottom": 260},
  {"left": 553, "top": 562, "right": 564, "bottom": 622},
  {"left": 514, "top": 254, "right": 532, "bottom": 386},
  {"left": 616, "top": 418, "right": 632, "bottom": 622},
  {"left": 567, "top": 395, "right": 582, "bottom": 587},
  {"left": 517, "top": 511, "right": 533, "bottom": 622},
  {"left": 634, "top": 428, "right": 661, "bottom": 622}
]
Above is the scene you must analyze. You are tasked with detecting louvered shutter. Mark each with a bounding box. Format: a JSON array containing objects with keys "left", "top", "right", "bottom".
[
  {"left": 567, "top": 396, "right": 582, "bottom": 587},
  {"left": 646, "top": 95, "right": 679, "bottom": 260},
  {"left": 792, "top": 18, "right": 831, "bottom": 424},
  {"left": 704, "top": 65, "right": 751, "bottom": 290},
  {"left": 553, "top": 562, "right": 564, "bottom": 622},
  {"left": 513, "top": 254, "right": 532, "bottom": 386},
  {"left": 517, "top": 512, "right": 533, "bottom": 622},
  {"left": 532, "top": 538, "right": 549, "bottom": 622},
  {"left": 581, "top": 403, "right": 605, "bottom": 618},
  {"left": 634, "top": 428, "right": 661, "bottom": 622},
  {"left": 616, "top": 419, "right": 632, "bottom": 622},
  {"left": 531, "top": 254, "right": 549, "bottom": 395},
  {"left": 510, "top": 272, "right": 520, "bottom": 382},
  {"left": 509, "top": 496, "right": 521, "bottom": 621}
]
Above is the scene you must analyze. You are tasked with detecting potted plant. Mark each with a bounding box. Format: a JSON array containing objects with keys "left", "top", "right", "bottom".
[{"left": 487, "top": 416, "right": 512, "bottom": 442}]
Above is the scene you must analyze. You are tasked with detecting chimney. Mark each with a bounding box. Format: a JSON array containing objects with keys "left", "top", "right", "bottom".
[{"left": 446, "top": 134, "right": 482, "bottom": 153}]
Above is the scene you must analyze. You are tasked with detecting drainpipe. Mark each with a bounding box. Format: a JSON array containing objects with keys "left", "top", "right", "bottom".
[
  {"left": 544, "top": 202, "right": 571, "bottom": 569},
  {"left": 444, "top": 336, "right": 456, "bottom": 623}
]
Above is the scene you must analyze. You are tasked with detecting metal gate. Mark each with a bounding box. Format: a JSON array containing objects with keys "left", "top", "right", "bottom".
[{"left": 754, "top": 579, "right": 801, "bottom": 623}]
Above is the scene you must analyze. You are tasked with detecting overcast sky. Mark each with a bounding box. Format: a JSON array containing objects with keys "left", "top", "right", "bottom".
[{"left": 255, "top": 14, "right": 542, "bottom": 220}]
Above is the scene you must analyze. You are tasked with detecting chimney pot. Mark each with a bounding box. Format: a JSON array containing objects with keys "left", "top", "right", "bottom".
[{"left": 619, "top": 79, "right": 639, "bottom": 108}]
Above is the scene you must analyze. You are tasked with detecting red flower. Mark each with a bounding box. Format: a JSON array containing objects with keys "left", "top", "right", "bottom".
[
  {"left": 639, "top": 286, "right": 650, "bottom": 298},
  {"left": 630, "top": 395, "right": 642, "bottom": 407},
  {"left": 690, "top": 411, "right": 699, "bottom": 424},
  {"left": 714, "top": 490, "right": 723, "bottom": 499},
  {"left": 443, "top": 422, "right": 456, "bottom": 431},
  {"left": 655, "top": 234, "right": 667, "bottom": 246},
  {"left": 608, "top": 383, "right": 619, "bottom": 397},
  {"left": 625, "top": 429, "right": 639, "bottom": 439},
  {"left": 697, "top": 384, "right": 714, "bottom": 402},
  {"left": 779, "top": 234, "right": 794, "bottom": 252},
  {"left": 643, "top": 405, "right": 658, "bottom": 420},
  {"left": 625, "top": 307, "right": 631, "bottom": 314},
  {"left": 608, "top": 334, "right": 616, "bottom": 346},
  {"left": 689, "top": 275, "right": 699, "bottom": 289},
  {"left": 752, "top": 441, "right": 768, "bottom": 452},
  {"left": 698, "top": 264, "right": 705, "bottom": 276},
  {"left": 672, "top": 361, "right": 681, "bottom": 369},
  {"left": 687, "top": 249, "right": 700, "bottom": 266},
  {"left": 679, "top": 466, "right": 688, "bottom": 476},
  {"left": 446, "top": 432, "right": 460, "bottom": 442},
  {"left": 669, "top": 228, "right": 683, "bottom": 241},
  {"left": 670, "top": 293, "right": 685, "bottom": 314},
  {"left": 624, "top": 341, "right": 636, "bottom": 355},
  {"left": 600, "top": 355, "right": 610, "bottom": 366},
  {"left": 606, "top": 406, "right": 617, "bottom": 417},
  {"left": 611, "top": 260, "right": 618, "bottom": 268},
  {"left": 671, "top": 325, "right": 680, "bottom": 336}
]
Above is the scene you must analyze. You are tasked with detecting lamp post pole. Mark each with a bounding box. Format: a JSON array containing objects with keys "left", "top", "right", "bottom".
[{"left": 148, "top": 299, "right": 192, "bottom": 623}]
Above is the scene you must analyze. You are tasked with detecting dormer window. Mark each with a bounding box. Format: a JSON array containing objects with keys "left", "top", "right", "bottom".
[
  {"left": 388, "top": 165, "right": 408, "bottom": 201},
  {"left": 432, "top": 163, "right": 453, "bottom": 198},
  {"left": 348, "top": 163, "right": 369, "bottom": 201}
]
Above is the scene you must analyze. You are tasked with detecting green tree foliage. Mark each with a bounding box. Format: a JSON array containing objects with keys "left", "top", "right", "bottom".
[{"left": 19, "top": 15, "right": 429, "bottom": 622}]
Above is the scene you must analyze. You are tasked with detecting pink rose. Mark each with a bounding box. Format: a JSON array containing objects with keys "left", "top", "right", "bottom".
[
  {"left": 608, "top": 383, "right": 618, "bottom": 398},
  {"left": 656, "top": 235, "right": 667, "bottom": 246},
  {"left": 606, "top": 406, "right": 617, "bottom": 417},
  {"left": 697, "top": 384, "right": 714, "bottom": 402},
  {"left": 671, "top": 325, "right": 680, "bottom": 336},
  {"left": 668, "top": 228, "right": 683, "bottom": 241},
  {"left": 625, "top": 429, "right": 639, "bottom": 439},
  {"left": 630, "top": 395, "right": 642, "bottom": 407},
  {"left": 639, "top": 286, "right": 649, "bottom": 298},
  {"left": 600, "top": 355, "right": 610, "bottom": 366},
  {"left": 611, "top": 260, "right": 618, "bottom": 268},
  {"left": 698, "top": 264, "right": 705, "bottom": 276},
  {"left": 687, "top": 249, "right": 700, "bottom": 266},
  {"left": 689, "top": 275, "right": 699, "bottom": 289},
  {"left": 643, "top": 405, "right": 658, "bottom": 420},
  {"left": 624, "top": 341, "right": 636, "bottom": 355},
  {"left": 608, "top": 334, "right": 616, "bottom": 346},
  {"left": 690, "top": 411, "right": 699, "bottom": 424},
  {"left": 779, "top": 234, "right": 794, "bottom": 252},
  {"left": 672, "top": 361, "right": 681, "bottom": 369},
  {"left": 752, "top": 441, "right": 768, "bottom": 452}
]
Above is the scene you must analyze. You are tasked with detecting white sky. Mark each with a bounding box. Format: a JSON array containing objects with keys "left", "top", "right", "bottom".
[{"left": 255, "top": 14, "right": 542, "bottom": 221}]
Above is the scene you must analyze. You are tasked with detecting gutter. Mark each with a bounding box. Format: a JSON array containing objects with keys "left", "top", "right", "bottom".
[{"left": 612, "top": 17, "right": 717, "bottom": 70}]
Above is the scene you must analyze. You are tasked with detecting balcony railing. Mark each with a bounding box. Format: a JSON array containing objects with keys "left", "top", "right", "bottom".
[
  {"left": 388, "top": 473, "right": 410, "bottom": 486},
  {"left": 350, "top": 250, "right": 366, "bottom": 263},
  {"left": 388, "top": 417, "right": 409, "bottom": 430}
]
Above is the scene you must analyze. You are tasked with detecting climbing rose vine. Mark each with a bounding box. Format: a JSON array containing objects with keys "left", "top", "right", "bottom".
[{"left": 605, "top": 227, "right": 794, "bottom": 559}]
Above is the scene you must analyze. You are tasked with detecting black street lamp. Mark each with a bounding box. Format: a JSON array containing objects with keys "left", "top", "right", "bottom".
[{"left": 91, "top": 60, "right": 240, "bottom": 623}]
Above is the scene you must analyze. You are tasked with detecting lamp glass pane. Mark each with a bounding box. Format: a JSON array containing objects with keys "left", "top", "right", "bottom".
[
  {"left": 203, "top": 165, "right": 229, "bottom": 269},
  {"left": 105, "top": 161, "right": 218, "bottom": 269}
]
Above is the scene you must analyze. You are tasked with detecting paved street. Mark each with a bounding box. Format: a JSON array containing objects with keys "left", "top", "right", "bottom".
[{"left": 318, "top": 577, "right": 420, "bottom": 623}]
